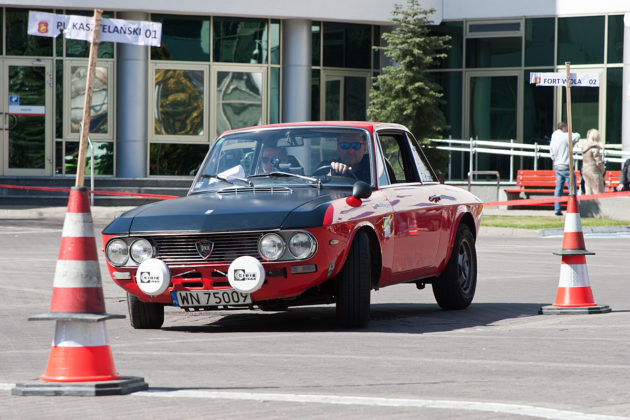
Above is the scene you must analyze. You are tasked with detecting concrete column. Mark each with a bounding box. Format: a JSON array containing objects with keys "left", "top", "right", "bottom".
[
  {"left": 282, "top": 19, "right": 311, "bottom": 122},
  {"left": 115, "top": 12, "right": 148, "bottom": 178},
  {"left": 622, "top": 13, "right": 630, "bottom": 153}
]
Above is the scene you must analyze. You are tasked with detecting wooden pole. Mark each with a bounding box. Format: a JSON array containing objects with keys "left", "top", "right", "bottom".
[
  {"left": 75, "top": 9, "right": 103, "bottom": 188},
  {"left": 565, "top": 61, "right": 576, "bottom": 197}
]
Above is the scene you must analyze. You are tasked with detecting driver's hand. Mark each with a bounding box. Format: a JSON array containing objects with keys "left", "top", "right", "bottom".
[{"left": 331, "top": 161, "right": 351, "bottom": 175}]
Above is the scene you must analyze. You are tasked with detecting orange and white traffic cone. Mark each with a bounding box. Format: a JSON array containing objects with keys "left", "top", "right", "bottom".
[
  {"left": 13, "top": 187, "right": 148, "bottom": 396},
  {"left": 540, "top": 195, "right": 610, "bottom": 314}
]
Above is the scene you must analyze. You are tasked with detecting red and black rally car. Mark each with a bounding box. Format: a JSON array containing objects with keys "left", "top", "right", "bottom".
[{"left": 102, "top": 122, "right": 483, "bottom": 329}]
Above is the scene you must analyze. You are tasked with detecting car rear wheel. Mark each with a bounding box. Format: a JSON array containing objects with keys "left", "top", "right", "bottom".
[
  {"left": 336, "top": 230, "right": 371, "bottom": 327},
  {"left": 432, "top": 223, "right": 477, "bottom": 310},
  {"left": 127, "top": 293, "right": 164, "bottom": 329}
]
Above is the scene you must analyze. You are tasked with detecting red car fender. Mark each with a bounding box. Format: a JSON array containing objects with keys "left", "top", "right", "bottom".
[{"left": 435, "top": 204, "right": 479, "bottom": 275}]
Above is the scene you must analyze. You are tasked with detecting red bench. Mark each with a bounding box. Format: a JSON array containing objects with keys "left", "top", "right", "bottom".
[
  {"left": 604, "top": 170, "right": 621, "bottom": 191},
  {"left": 505, "top": 170, "right": 581, "bottom": 205}
]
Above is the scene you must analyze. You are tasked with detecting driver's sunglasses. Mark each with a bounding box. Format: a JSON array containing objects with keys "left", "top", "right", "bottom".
[
  {"left": 261, "top": 156, "right": 279, "bottom": 164},
  {"left": 339, "top": 141, "right": 364, "bottom": 150}
]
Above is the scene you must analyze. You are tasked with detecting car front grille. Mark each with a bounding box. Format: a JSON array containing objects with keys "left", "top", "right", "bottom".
[{"left": 151, "top": 232, "right": 263, "bottom": 265}]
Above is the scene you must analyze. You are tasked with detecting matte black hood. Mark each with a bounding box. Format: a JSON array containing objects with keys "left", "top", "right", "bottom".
[{"left": 103, "top": 187, "right": 346, "bottom": 235}]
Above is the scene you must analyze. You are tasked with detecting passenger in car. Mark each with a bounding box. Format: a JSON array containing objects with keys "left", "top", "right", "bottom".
[
  {"left": 261, "top": 144, "right": 289, "bottom": 174},
  {"left": 330, "top": 133, "right": 371, "bottom": 183}
]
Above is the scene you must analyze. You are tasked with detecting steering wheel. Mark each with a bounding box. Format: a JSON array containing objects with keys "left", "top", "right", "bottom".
[{"left": 311, "top": 165, "right": 332, "bottom": 177}]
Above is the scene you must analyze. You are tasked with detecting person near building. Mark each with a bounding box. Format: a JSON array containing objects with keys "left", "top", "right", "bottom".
[
  {"left": 580, "top": 128, "right": 605, "bottom": 195},
  {"left": 616, "top": 158, "right": 630, "bottom": 191},
  {"left": 550, "top": 121, "right": 580, "bottom": 216}
]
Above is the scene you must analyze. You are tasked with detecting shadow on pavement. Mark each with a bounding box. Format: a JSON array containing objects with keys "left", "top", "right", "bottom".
[{"left": 161, "top": 302, "right": 544, "bottom": 334}]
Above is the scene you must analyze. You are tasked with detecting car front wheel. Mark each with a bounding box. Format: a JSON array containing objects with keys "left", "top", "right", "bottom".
[
  {"left": 432, "top": 223, "right": 477, "bottom": 310},
  {"left": 127, "top": 293, "right": 165, "bottom": 329},
  {"left": 335, "top": 230, "right": 371, "bottom": 327}
]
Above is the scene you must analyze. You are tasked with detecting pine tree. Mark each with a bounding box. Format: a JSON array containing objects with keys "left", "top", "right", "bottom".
[{"left": 368, "top": 0, "right": 450, "bottom": 171}]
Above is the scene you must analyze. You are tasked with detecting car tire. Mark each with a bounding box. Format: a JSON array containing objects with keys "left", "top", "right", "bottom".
[
  {"left": 432, "top": 223, "right": 477, "bottom": 310},
  {"left": 127, "top": 293, "right": 164, "bottom": 329},
  {"left": 336, "top": 230, "right": 371, "bottom": 327}
]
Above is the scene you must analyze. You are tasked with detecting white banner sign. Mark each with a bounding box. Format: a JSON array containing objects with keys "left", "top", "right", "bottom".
[
  {"left": 529, "top": 72, "right": 600, "bottom": 87},
  {"left": 27, "top": 11, "right": 162, "bottom": 47}
]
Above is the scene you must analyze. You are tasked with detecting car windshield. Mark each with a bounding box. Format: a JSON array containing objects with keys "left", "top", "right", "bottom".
[{"left": 190, "top": 127, "right": 373, "bottom": 193}]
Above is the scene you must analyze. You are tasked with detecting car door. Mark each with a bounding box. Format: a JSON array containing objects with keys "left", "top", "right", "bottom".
[{"left": 376, "top": 130, "right": 443, "bottom": 282}]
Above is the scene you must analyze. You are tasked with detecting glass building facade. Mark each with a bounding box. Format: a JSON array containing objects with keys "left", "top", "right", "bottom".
[
  {"left": 430, "top": 15, "right": 625, "bottom": 178},
  {"left": 0, "top": 6, "right": 625, "bottom": 180}
]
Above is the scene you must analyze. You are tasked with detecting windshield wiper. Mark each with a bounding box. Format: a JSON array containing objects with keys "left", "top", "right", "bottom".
[
  {"left": 248, "top": 171, "right": 321, "bottom": 189},
  {"left": 201, "top": 174, "right": 252, "bottom": 186}
]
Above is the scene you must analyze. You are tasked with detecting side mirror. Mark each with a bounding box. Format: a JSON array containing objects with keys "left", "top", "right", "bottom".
[{"left": 346, "top": 181, "right": 371, "bottom": 207}]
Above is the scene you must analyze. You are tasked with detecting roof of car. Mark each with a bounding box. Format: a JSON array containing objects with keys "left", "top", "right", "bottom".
[{"left": 221, "top": 121, "right": 409, "bottom": 136}]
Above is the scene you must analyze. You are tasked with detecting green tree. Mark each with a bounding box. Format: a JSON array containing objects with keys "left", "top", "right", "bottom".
[{"left": 368, "top": 0, "right": 450, "bottom": 173}]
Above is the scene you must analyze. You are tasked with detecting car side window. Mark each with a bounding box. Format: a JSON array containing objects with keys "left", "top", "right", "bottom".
[
  {"left": 377, "top": 132, "right": 419, "bottom": 184},
  {"left": 406, "top": 133, "right": 438, "bottom": 183}
]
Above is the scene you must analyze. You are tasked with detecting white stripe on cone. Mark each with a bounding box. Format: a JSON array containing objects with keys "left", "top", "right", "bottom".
[
  {"left": 562, "top": 213, "right": 582, "bottom": 233},
  {"left": 52, "top": 321, "right": 109, "bottom": 347},
  {"left": 52, "top": 260, "right": 102, "bottom": 288},
  {"left": 558, "top": 263, "right": 590, "bottom": 288},
  {"left": 61, "top": 213, "right": 95, "bottom": 238}
]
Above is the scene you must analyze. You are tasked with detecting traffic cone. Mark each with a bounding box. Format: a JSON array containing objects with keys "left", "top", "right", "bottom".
[
  {"left": 12, "top": 187, "right": 148, "bottom": 396},
  {"left": 540, "top": 195, "right": 610, "bottom": 314}
]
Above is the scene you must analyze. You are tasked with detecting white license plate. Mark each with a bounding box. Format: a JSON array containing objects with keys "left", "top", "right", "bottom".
[{"left": 171, "top": 290, "right": 252, "bottom": 307}]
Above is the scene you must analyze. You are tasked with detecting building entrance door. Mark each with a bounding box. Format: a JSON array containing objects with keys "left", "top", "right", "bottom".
[{"left": 1, "top": 59, "right": 53, "bottom": 176}]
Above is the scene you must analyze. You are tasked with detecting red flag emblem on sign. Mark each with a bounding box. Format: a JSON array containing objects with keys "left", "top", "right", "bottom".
[
  {"left": 535, "top": 76, "right": 541, "bottom": 84},
  {"left": 38, "top": 21, "right": 49, "bottom": 34}
]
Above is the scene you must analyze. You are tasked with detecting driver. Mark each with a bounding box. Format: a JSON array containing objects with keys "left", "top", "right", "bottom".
[
  {"left": 330, "top": 132, "right": 371, "bottom": 183},
  {"left": 260, "top": 144, "right": 288, "bottom": 174}
]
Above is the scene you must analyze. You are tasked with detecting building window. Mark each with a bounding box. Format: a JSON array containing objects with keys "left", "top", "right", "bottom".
[
  {"left": 153, "top": 67, "right": 206, "bottom": 137},
  {"left": 557, "top": 16, "right": 605, "bottom": 65},
  {"left": 524, "top": 18, "right": 554, "bottom": 67},
  {"left": 431, "top": 22, "right": 463, "bottom": 69},
  {"left": 149, "top": 143, "right": 208, "bottom": 176},
  {"left": 215, "top": 70, "right": 264, "bottom": 133},
  {"left": 607, "top": 15, "right": 624, "bottom": 64},
  {"left": 323, "top": 22, "right": 371, "bottom": 69},
  {"left": 606, "top": 67, "right": 622, "bottom": 144},
  {"left": 66, "top": 62, "right": 112, "bottom": 137},
  {"left": 213, "top": 17, "right": 269, "bottom": 64},
  {"left": 466, "top": 37, "right": 521, "bottom": 68},
  {"left": 151, "top": 14, "right": 210, "bottom": 62},
  {"left": 6, "top": 8, "right": 53, "bottom": 56},
  {"left": 56, "top": 141, "right": 113, "bottom": 175}
]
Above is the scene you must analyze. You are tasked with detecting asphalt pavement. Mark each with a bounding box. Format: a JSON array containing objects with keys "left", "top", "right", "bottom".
[{"left": 1, "top": 205, "right": 629, "bottom": 419}]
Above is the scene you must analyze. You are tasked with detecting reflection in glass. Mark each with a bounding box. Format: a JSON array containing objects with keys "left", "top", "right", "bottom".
[
  {"left": 71, "top": 66, "right": 108, "bottom": 134},
  {"left": 151, "top": 14, "right": 209, "bottom": 61},
  {"left": 6, "top": 8, "right": 53, "bottom": 56},
  {"left": 430, "top": 22, "right": 463, "bottom": 69},
  {"left": 270, "top": 20, "right": 280, "bottom": 65},
  {"left": 270, "top": 68, "right": 280, "bottom": 124},
  {"left": 557, "top": 16, "right": 604, "bottom": 65},
  {"left": 8, "top": 66, "right": 46, "bottom": 170},
  {"left": 214, "top": 18, "right": 268, "bottom": 63},
  {"left": 61, "top": 141, "right": 113, "bottom": 175},
  {"left": 150, "top": 143, "right": 208, "bottom": 175},
  {"left": 154, "top": 69, "right": 204, "bottom": 136},
  {"left": 312, "top": 23, "right": 321, "bottom": 66},
  {"left": 216, "top": 71, "right": 263, "bottom": 134}
]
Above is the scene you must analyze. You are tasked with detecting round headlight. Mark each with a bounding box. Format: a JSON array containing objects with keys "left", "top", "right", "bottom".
[
  {"left": 106, "top": 238, "right": 129, "bottom": 266},
  {"left": 259, "top": 233, "right": 285, "bottom": 261},
  {"left": 130, "top": 239, "right": 154, "bottom": 263},
  {"left": 288, "top": 232, "right": 316, "bottom": 259}
]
